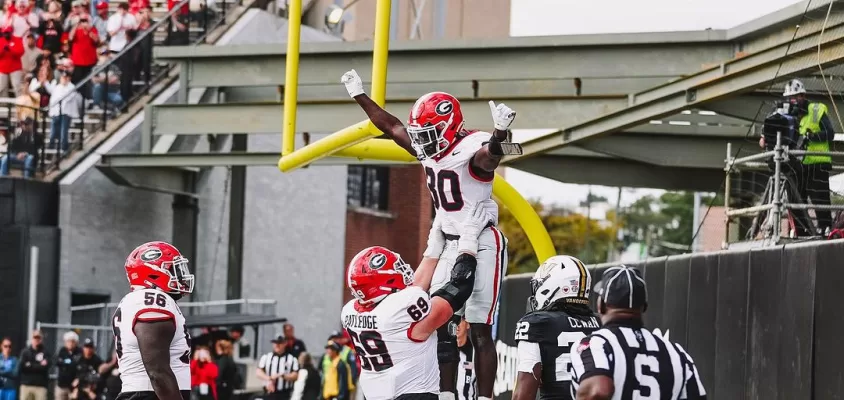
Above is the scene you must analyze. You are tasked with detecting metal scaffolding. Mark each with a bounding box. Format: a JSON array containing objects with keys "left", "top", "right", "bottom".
[{"left": 724, "top": 131, "right": 844, "bottom": 247}]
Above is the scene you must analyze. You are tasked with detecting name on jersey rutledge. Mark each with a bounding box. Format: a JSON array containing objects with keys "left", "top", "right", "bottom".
[
  {"left": 344, "top": 314, "right": 379, "bottom": 330},
  {"left": 569, "top": 316, "right": 599, "bottom": 329}
]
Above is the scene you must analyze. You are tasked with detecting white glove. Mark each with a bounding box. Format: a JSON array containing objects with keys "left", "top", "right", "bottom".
[
  {"left": 340, "top": 69, "right": 365, "bottom": 98},
  {"left": 457, "top": 203, "right": 494, "bottom": 256},
  {"left": 422, "top": 215, "right": 446, "bottom": 259},
  {"left": 489, "top": 101, "right": 516, "bottom": 131}
]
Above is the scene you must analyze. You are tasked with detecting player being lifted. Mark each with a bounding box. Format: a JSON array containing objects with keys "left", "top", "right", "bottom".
[
  {"left": 112, "top": 241, "right": 195, "bottom": 400},
  {"left": 512, "top": 256, "right": 601, "bottom": 400},
  {"left": 342, "top": 69, "right": 517, "bottom": 400},
  {"left": 341, "top": 205, "right": 493, "bottom": 400}
]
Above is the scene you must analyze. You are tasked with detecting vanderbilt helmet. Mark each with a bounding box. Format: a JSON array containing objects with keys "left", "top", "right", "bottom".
[
  {"left": 347, "top": 246, "right": 415, "bottom": 306},
  {"left": 528, "top": 255, "right": 592, "bottom": 311},
  {"left": 125, "top": 241, "right": 195, "bottom": 295},
  {"left": 406, "top": 92, "right": 466, "bottom": 160}
]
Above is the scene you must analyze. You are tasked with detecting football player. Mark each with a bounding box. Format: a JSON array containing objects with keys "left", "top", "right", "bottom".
[
  {"left": 341, "top": 204, "right": 492, "bottom": 400},
  {"left": 342, "top": 69, "right": 515, "bottom": 400},
  {"left": 112, "top": 241, "right": 194, "bottom": 400},
  {"left": 511, "top": 256, "right": 601, "bottom": 400}
]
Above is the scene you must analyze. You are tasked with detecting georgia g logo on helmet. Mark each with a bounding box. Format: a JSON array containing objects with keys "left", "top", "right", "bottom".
[
  {"left": 435, "top": 100, "right": 453, "bottom": 116},
  {"left": 140, "top": 248, "right": 162, "bottom": 262},
  {"left": 369, "top": 253, "right": 387, "bottom": 270}
]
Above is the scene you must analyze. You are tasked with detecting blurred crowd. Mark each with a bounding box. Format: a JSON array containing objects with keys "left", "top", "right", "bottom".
[{"left": 0, "top": 323, "right": 368, "bottom": 400}]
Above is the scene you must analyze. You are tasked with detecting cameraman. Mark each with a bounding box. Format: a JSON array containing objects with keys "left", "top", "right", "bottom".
[{"left": 785, "top": 79, "right": 835, "bottom": 234}]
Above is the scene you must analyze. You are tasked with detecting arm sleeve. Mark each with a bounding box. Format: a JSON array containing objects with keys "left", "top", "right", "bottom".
[
  {"left": 516, "top": 341, "right": 542, "bottom": 374},
  {"left": 290, "top": 369, "right": 307, "bottom": 400},
  {"left": 257, "top": 354, "right": 267, "bottom": 369},
  {"left": 291, "top": 356, "right": 300, "bottom": 372},
  {"left": 570, "top": 335, "right": 613, "bottom": 383},
  {"left": 676, "top": 344, "right": 707, "bottom": 400},
  {"left": 806, "top": 109, "right": 834, "bottom": 142}
]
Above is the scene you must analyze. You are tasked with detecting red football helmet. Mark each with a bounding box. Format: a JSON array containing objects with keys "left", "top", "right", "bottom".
[
  {"left": 407, "top": 92, "right": 465, "bottom": 159},
  {"left": 347, "top": 246, "right": 414, "bottom": 305},
  {"left": 125, "top": 241, "right": 194, "bottom": 295}
]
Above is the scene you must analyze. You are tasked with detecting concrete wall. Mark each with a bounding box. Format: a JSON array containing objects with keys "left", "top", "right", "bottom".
[{"left": 56, "top": 10, "right": 347, "bottom": 353}]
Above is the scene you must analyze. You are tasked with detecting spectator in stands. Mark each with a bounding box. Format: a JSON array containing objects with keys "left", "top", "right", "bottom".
[
  {"left": 214, "top": 340, "right": 240, "bottom": 400},
  {"left": 283, "top": 324, "right": 306, "bottom": 358},
  {"left": 320, "top": 341, "right": 351, "bottom": 400},
  {"left": 1, "top": 117, "right": 40, "bottom": 178},
  {"left": 291, "top": 353, "right": 320, "bottom": 400},
  {"left": 21, "top": 32, "right": 38, "bottom": 73},
  {"left": 191, "top": 347, "right": 218, "bottom": 400},
  {"left": 321, "top": 332, "right": 357, "bottom": 389},
  {"left": 63, "top": 0, "right": 85, "bottom": 31},
  {"left": 96, "top": 352, "right": 121, "bottom": 400},
  {"left": 44, "top": 69, "right": 78, "bottom": 153},
  {"left": 228, "top": 326, "right": 251, "bottom": 361},
  {"left": 11, "top": 0, "right": 38, "bottom": 39},
  {"left": 166, "top": 0, "right": 188, "bottom": 46},
  {"left": 117, "top": 27, "right": 139, "bottom": 103},
  {"left": 38, "top": 16, "right": 63, "bottom": 57},
  {"left": 68, "top": 14, "right": 98, "bottom": 88},
  {"left": 91, "top": 2, "right": 108, "bottom": 42},
  {"left": 74, "top": 339, "right": 103, "bottom": 385},
  {"left": 91, "top": 51, "right": 122, "bottom": 113},
  {"left": 31, "top": 57, "right": 53, "bottom": 106},
  {"left": 55, "top": 332, "right": 81, "bottom": 400},
  {"left": 129, "top": 0, "right": 149, "bottom": 16},
  {"left": 106, "top": 3, "right": 136, "bottom": 53},
  {"left": 0, "top": 338, "right": 18, "bottom": 400},
  {"left": 0, "top": 25, "right": 24, "bottom": 97},
  {"left": 18, "top": 330, "right": 50, "bottom": 400},
  {"left": 40, "top": 1, "right": 63, "bottom": 24},
  {"left": 17, "top": 74, "right": 40, "bottom": 120}
]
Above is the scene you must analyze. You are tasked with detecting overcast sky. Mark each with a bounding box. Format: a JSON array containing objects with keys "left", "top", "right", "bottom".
[{"left": 505, "top": 0, "right": 804, "bottom": 207}]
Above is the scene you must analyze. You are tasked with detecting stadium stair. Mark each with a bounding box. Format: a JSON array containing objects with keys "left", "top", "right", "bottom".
[{"left": 0, "top": 0, "right": 253, "bottom": 180}]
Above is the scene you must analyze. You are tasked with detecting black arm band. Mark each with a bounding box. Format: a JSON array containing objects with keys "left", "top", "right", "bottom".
[{"left": 432, "top": 253, "right": 477, "bottom": 312}]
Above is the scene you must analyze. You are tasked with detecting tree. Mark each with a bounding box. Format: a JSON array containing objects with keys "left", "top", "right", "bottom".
[
  {"left": 496, "top": 200, "right": 614, "bottom": 275},
  {"left": 620, "top": 191, "right": 722, "bottom": 257}
]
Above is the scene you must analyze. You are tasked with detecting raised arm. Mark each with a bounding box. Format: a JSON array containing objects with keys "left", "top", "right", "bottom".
[
  {"left": 341, "top": 69, "right": 417, "bottom": 156},
  {"left": 135, "top": 320, "right": 182, "bottom": 400},
  {"left": 472, "top": 101, "right": 518, "bottom": 173},
  {"left": 414, "top": 215, "right": 445, "bottom": 291}
]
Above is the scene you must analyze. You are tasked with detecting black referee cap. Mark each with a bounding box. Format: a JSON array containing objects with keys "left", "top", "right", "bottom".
[{"left": 595, "top": 265, "right": 647, "bottom": 310}]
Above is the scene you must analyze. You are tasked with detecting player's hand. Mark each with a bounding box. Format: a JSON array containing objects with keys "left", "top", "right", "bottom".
[
  {"left": 423, "top": 214, "right": 446, "bottom": 258},
  {"left": 457, "top": 203, "right": 494, "bottom": 256},
  {"left": 489, "top": 101, "right": 516, "bottom": 131},
  {"left": 341, "top": 69, "right": 365, "bottom": 98}
]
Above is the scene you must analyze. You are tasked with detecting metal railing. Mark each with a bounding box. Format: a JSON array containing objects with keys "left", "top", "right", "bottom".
[
  {"left": 42, "top": 0, "right": 234, "bottom": 172},
  {"left": 724, "top": 131, "right": 844, "bottom": 244}
]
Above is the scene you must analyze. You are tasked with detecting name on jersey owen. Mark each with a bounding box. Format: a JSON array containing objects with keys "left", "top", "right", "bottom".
[{"left": 344, "top": 314, "right": 379, "bottom": 330}]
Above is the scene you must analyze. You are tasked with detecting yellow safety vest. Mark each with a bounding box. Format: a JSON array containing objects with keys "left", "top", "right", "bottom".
[
  {"left": 322, "top": 357, "right": 354, "bottom": 399},
  {"left": 799, "top": 102, "right": 832, "bottom": 165},
  {"left": 321, "top": 348, "right": 355, "bottom": 390}
]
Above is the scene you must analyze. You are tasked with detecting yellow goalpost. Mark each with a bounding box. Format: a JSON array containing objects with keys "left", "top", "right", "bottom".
[{"left": 277, "top": 0, "right": 556, "bottom": 263}]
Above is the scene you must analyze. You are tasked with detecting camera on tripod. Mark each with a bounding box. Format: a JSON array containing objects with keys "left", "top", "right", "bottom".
[{"left": 762, "top": 101, "right": 805, "bottom": 168}]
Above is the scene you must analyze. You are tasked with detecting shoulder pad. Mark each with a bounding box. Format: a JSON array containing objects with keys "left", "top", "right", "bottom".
[{"left": 514, "top": 311, "right": 554, "bottom": 343}]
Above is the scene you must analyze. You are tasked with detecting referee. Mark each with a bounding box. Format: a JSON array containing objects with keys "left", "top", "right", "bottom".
[
  {"left": 257, "top": 335, "right": 300, "bottom": 400},
  {"left": 569, "top": 265, "right": 707, "bottom": 400}
]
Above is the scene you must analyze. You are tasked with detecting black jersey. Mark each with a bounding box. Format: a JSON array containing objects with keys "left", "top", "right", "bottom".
[
  {"left": 570, "top": 319, "right": 707, "bottom": 400},
  {"left": 514, "top": 309, "right": 601, "bottom": 400}
]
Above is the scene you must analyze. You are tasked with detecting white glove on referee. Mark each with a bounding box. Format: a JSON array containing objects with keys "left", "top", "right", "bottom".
[
  {"left": 489, "top": 101, "right": 516, "bottom": 131},
  {"left": 423, "top": 215, "right": 446, "bottom": 259},
  {"left": 341, "top": 69, "right": 365, "bottom": 98},
  {"left": 457, "top": 203, "right": 494, "bottom": 256}
]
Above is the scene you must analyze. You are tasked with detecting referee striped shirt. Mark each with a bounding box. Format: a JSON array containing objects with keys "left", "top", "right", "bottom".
[
  {"left": 258, "top": 351, "right": 300, "bottom": 391},
  {"left": 569, "top": 320, "right": 706, "bottom": 400}
]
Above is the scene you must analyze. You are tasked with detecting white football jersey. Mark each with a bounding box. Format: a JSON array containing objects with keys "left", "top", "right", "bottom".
[
  {"left": 341, "top": 286, "right": 439, "bottom": 400},
  {"left": 112, "top": 288, "right": 192, "bottom": 392},
  {"left": 421, "top": 131, "right": 499, "bottom": 236}
]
